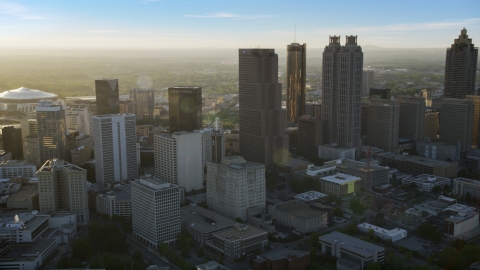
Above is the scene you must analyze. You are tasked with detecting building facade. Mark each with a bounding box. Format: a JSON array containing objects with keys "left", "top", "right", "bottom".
[
  {"left": 268, "top": 201, "right": 327, "bottom": 233},
  {"left": 130, "top": 88, "right": 155, "bottom": 119},
  {"left": 466, "top": 95, "right": 480, "bottom": 148},
  {"left": 66, "top": 105, "right": 90, "bottom": 135},
  {"left": 36, "top": 100, "right": 67, "bottom": 163},
  {"left": 95, "top": 78, "right": 119, "bottom": 115},
  {"left": 23, "top": 134, "right": 40, "bottom": 167},
  {"left": 398, "top": 96, "right": 426, "bottom": 143},
  {"left": 168, "top": 86, "right": 202, "bottom": 133},
  {"left": 401, "top": 174, "right": 451, "bottom": 193},
  {"left": 362, "top": 69, "right": 374, "bottom": 96},
  {"left": 286, "top": 43, "right": 306, "bottom": 123},
  {"left": 366, "top": 98, "right": 399, "bottom": 152},
  {"left": 452, "top": 177, "right": 480, "bottom": 200},
  {"left": 378, "top": 152, "right": 458, "bottom": 178},
  {"left": 425, "top": 112, "right": 439, "bottom": 142},
  {"left": 439, "top": 98, "right": 474, "bottom": 152},
  {"left": 324, "top": 159, "right": 390, "bottom": 190},
  {"left": 96, "top": 184, "right": 132, "bottom": 218},
  {"left": 297, "top": 115, "right": 322, "bottom": 157},
  {"left": 2, "top": 126, "right": 23, "bottom": 160},
  {"left": 0, "top": 160, "right": 36, "bottom": 179}
]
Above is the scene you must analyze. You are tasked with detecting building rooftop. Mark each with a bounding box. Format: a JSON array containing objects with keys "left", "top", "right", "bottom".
[
  {"left": 93, "top": 113, "right": 135, "bottom": 119},
  {"left": 404, "top": 174, "right": 450, "bottom": 184},
  {"left": 0, "top": 160, "right": 36, "bottom": 168},
  {"left": 325, "top": 159, "right": 389, "bottom": 172},
  {"left": 213, "top": 224, "right": 267, "bottom": 242},
  {"left": 97, "top": 184, "right": 131, "bottom": 202},
  {"left": 7, "top": 183, "right": 38, "bottom": 202},
  {"left": 357, "top": 223, "right": 407, "bottom": 237},
  {"left": 136, "top": 176, "right": 178, "bottom": 190},
  {"left": 294, "top": 191, "right": 328, "bottom": 202},
  {"left": 38, "top": 159, "right": 85, "bottom": 173},
  {"left": 0, "top": 87, "right": 57, "bottom": 101},
  {"left": 319, "top": 231, "right": 385, "bottom": 257},
  {"left": 180, "top": 205, "right": 235, "bottom": 234},
  {"left": 454, "top": 177, "right": 480, "bottom": 185},
  {"left": 196, "top": 261, "right": 230, "bottom": 270},
  {"left": 259, "top": 248, "right": 309, "bottom": 261},
  {"left": 272, "top": 201, "right": 327, "bottom": 220},
  {"left": 321, "top": 173, "right": 360, "bottom": 185},
  {"left": 379, "top": 152, "right": 455, "bottom": 167}
]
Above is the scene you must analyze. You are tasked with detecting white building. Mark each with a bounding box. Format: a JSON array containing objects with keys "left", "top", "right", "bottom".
[
  {"left": 132, "top": 176, "right": 180, "bottom": 249},
  {"left": 195, "top": 128, "right": 225, "bottom": 181},
  {"left": 37, "top": 159, "right": 89, "bottom": 224},
  {"left": 154, "top": 132, "right": 203, "bottom": 192},
  {"left": 206, "top": 156, "right": 265, "bottom": 221},
  {"left": 66, "top": 105, "right": 91, "bottom": 135},
  {"left": 357, "top": 223, "right": 407, "bottom": 242},
  {"left": 453, "top": 177, "right": 480, "bottom": 200},
  {"left": 0, "top": 160, "right": 37, "bottom": 180},
  {"left": 402, "top": 174, "right": 451, "bottom": 193},
  {"left": 92, "top": 114, "right": 137, "bottom": 186},
  {"left": 96, "top": 184, "right": 132, "bottom": 218},
  {"left": 294, "top": 190, "right": 329, "bottom": 203},
  {"left": 443, "top": 204, "right": 479, "bottom": 238}
]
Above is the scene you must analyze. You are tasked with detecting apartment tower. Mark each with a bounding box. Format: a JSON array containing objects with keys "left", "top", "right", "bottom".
[
  {"left": 168, "top": 86, "right": 202, "bottom": 133},
  {"left": 95, "top": 78, "right": 119, "bottom": 115},
  {"left": 286, "top": 43, "right": 306, "bottom": 123},
  {"left": 439, "top": 98, "right": 474, "bottom": 152}
]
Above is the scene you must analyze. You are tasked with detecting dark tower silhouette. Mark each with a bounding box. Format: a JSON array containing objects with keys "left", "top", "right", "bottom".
[
  {"left": 168, "top": 87, "right": 202, "bottom": 133},
  {"left": 95, "top": 79, "right": 119, "bottom": 115},
  {"left": 286, "top": 43, "right": 306, "bottom": 123},
  {"left": 2, "top": 126, "right": 23, "bottom": 160}
]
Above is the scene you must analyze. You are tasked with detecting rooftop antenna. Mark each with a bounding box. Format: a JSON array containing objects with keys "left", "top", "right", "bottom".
[{"left": 294, "top": 23, "right": 296, "bottom": 43}]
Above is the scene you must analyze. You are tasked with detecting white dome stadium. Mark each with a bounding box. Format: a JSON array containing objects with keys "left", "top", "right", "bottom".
[{"left": 0, "top": 87, "right": 57, "bottom": 102}]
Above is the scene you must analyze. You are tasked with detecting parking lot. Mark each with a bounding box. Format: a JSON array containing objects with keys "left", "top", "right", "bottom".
[{"left": 396, "top": 235, "right": 446, "bottom": 257}]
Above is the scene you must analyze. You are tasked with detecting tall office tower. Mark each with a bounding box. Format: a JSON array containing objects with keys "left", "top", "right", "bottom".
[
  {"left": 118, "top": 100, "right": 135, "bottom": 114},
  {"left": 439, "top": 98, "right": 474, "bottom": 152},
  {"left": 321, "top": 36, "right": 363, "bottom": 151},
  {"left": 206, "top": 156, "right": 265, "bottom": 221},
  {"left": 444, "top": 28, "right": 478, "bottom": 99},
  {"left": 369, "top": 88, "right": 391, "bottom": 100},
  {"left": 195, "top": 127, "right": 225, "bottom": 170},
  {"left": 95, "top": 78, "right": 119, "bottom": 115},
  {"left": 286, "top": 43, "right": 306, "bottom": 123},
  {"left": 92, "top": 114, "right": 137, "bottom": 186},
  {"left": 131, "top": 176, "right": 180, "bottom": 248},
  {"left": 366, "top": 99, "right": 399, "bottom": 152},
  {"left": 23, "top": 135, "right": 40, "bottom": 167},
  {"left": 66, "top": 105, "right": 90, "bottom": 135},
  {"left": 398, "top": 96, "right": 426, "bottom": 142},
  {"left": 238, "top": 49, "right": 288, "bottom": 168},
  {"left": 2, "top": 127, "right": 23, "bottom": 160},
  {"left": 297, "top": 115, "right": 323, "bottom": 157},
  {"left": 20, "top": 118, "right": 37, "bottom": 137},
  {"left": 466, "top": 95, "right": 480, "bottom": 148},
  {"left": 361, "top": 102, "right": 369, "bottom": 137},
  {"left": 362, "top": 69, "right": 374, "bottom": 95},
  {"left": 130, "top": 88, "right": 155, "bottom": 119},
  {"left": 154, "top": 132, "right": 203, "bottom": 192},
  {"left": 168, "top": 87, "right": 202, "bottom": 133},
  {"left": 305, "top": 102, "right": 321, "bottom": 119},
  {"left": 37, "top": 158, "right": 89, "bottom": 224},
  {"left": 36, "top": 100, "right": 67, "bottom": 163},
  {"left": 425, "top": 112, "right": 439, "bottom": 142}
]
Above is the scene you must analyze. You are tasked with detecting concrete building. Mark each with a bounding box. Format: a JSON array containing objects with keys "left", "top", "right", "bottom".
[
  {"left": 443, "top": 204, "right": 479, "bottom": 238},
  {"left": 96, "top": 184, "right": 132, "bottom": 218},
  {"left": 466, "top": 95, "right": 480, "bottom": 148},
  {"left": 37, "top": 159, "right": 89, "bottom": 224},
  {"left": 439, "top": 98, "right": 474, "bottom": 152},
  {"left": 416, "top": 141, "right": 457, "bottom": 162},
  {"left": 130, "top": 88, "right": 155, "bottom": 119},
  {"left": 95, "top": 78, "right": 119, "bottom": 115},
  {"left": 305, "top": 102, "right": 321, "bottom": 119},
  {"left": 297, "top": 115, "right": 322, "bottom": 157},
  {"left": 119, "top": 100, "right": 135, "bottom": 114},
  {"left": 132, "top": 176, "right": 180, "bottom": 248},
  {"left": 452, "top": 177, "right": 480, "bottom": 200},
  {"left": 253, "top": 249, "right": 310, "bottom": 270},
  {"left": 369, "top": 88, "right": 391, "bottom": 100},
  {"left": 317, "top": 144, "right": 356, "bottom": 160},
  {"left": 66, "top": 105, "right": 90, "bottom": 135},
  {"left": 207, "top": 224, "right": 268, "bottom": 263},
  {"left": 168, "top": 86, "right": 202, "bottom": 133},
  {"left": 378, "top": 152, "right": 458, "bottom": 179},
  {"left": 206, "top": 156, "right": 265, "bottom": 221},
  {"left": 2, "top": 126, "right": 23, "bottom": 160},
  {"left": 362, "top": 69, "right": 374, "bottom": 96},
  {"left": 23, "top": 134, "right": 40, "bottom": 167},
  {"left": 20, "top": 118, "right": 38, "bottom": 138},
  {"left": 319, "top": 232, "right": 385, "bottom": 268},
  {"left": 36, "top": 100, "right": 67, "bottom": 162},
  {"left": 324, "top": 159, "right": 390, "bottom": 190},
  {"left": 444, "top": 28, "right": 478, "bottom": 99},
  {"left": 92, "top": 114, "right": 137, "bottom": 186},
  {"left": 365, "top": 99, "right": 399, "bottom": 152},
  {"left": 322, "top": 36, "right": 363, "bottom": 156},
  {"left": 401, "top": 174, "right": 451, "bottom": 193},
  {"left": 425, "top": 112, "right": 439, "bottom": 141},
  {"left": 154, "top": 132, "right": 203, "bottom": 192},
  {"left": 195, "top": 127, "right": 225, "bottom": 173},
  {"left": 225, "top": 132, "right": 239, "bottom": 155},
  {"left": 6, "top": 183, "right": 39, "bottom": 210},
  {"left": 398, "top": 96, "right": 426, "bottom": 143},
  {"left": 286, "top": 43, "right": 306, "bottom": 123},
  {"left": 70, "top": 145, "right": 91, "bottom": 166},
  {"left": 268, "top": 201, "right": 328, "bottom": 233},
  {"left": 0, "top": 160, "right": 36, "bottom": 179},
  {"left": 238, "top": 48, "right": 288, "bottom": 168},
  {"left": 0, "top": 151, "right": 12, "bottom": 163},
  {"left": 357, "top": 223, "right": 407, "bottom": 242},
  {"left": 197, "top": 261, "right": 231, "bottom": 270},
  {"left": 294, "top": 190, "right": 329, "bottom": 203}
]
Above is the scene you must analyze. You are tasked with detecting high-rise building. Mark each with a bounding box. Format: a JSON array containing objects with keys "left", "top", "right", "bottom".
[
  {"left": 439, "top": 98, "right": 474, "bottom": 152},
  {"left": 369, "top": 88, "right": 391, "bottom": 100},
  {"left": 444, "top": 28, "right": 478, "bottom": 99},
  {"left": 321, "top": 36, "right": 363, "bottom": 152},
  {"left": 466, "top": 95, "right": 480, "bottom": 148},
  {"left": 195, "top": 127, "right": 225, "bottom": 170},
  {"left": 362, "top": 69, "right": 374, "bottom": 96},
  {"left": 36, "top": 100, "right": 67, "bottom": 163},
  {"left": 119, "top": 100, "right": 135, "bottom": 114},
  {"left": 425, "top": 112, "right": 439, "bottom": 142},
  {"left": 132, "top": 176, "right": 180, "bottom": 248},
  {"left": 37, "top": 159, "right": 89, "bottom": 224},
  {"left": 297, "top": 115, "right": 322, "bottom": 157},
  {"left": 23, "top": 134, "right": 40, "bottom": 167},
  {"left": 168, "top": 86, "right": 202, "bottom": 133},
  {"left": 286, "top": 43, "right": 306, "bottom": 123},
  {"left": 95, "top": 79, "right": 119, "bottom": 115},
  {"left": 305, "top": 102, "right": 321, "bottom": 119},
  {"left": 206, "top": 156, "right": 265, "bottom": 221},
  {"left": 366, "top": 99, "right": 399, "bottom": 152},
  {"left": 20, "top": 118, "right": 37, "bottom": 137},
  {"left": 92, "top": 114, "right": 137, "bottom": 186},
  {"left": 66, "top": 105, "right": 90, "bottom": 135},
  {"left": 130, "top": 88, "right": 155, "bottom": 119},
  {"left": 2, "top": 126, "right": 23, "bottom": 160},
  {"left": 238, "top": 49, "right": 288, "bottom": 168},
  {"left": 154, "top": 132, "right": 203, "bottom": 192},
  {"left": 398, "top": 96, "right": 426, "bottom": 142}
]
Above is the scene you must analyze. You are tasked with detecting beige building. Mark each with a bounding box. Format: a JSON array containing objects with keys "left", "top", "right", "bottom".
[
  {"left": 225, "top": 133, "right": 239, "bottom": 154},
  {"left": 70, "top": 145, "right": 91, "bottom": 166},
  {"left": 439, "top": 98, "right": 474, "bottom": 152},
  {"left": 366, "top": 99, "right": 399, "bottom": 152},
  {"left": 136, "top": 125, "right": 150, "bottom": 137},
  {"left": 466, "top": 95, "right": 480, "bottom": 148},
  {"left": 6, "top": 183, "right": 39, "bottom": 210},
  {"left": 398, "top": 96, "right": 426, "bottom": 142},
  {"left": 425, "top": 112, "right": 439, "bottom": 141}
]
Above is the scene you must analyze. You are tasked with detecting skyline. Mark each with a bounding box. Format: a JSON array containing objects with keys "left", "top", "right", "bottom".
[{"left": 0, "top": 0, "right": 478, "bottom": 49}]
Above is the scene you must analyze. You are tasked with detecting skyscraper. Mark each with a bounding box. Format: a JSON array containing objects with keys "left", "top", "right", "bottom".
[
  {"left": 286, "top": 43, "right": 306, "bottom": 123},
  {"left": 366, "top": 99, "right": 399, "bottom": 152},
  {"left": 36, "top": 100, "right": 67, "bottom": 163},
  {"left": 425, "top": 112, "right": 439, "bottom": 142},
  {"left": 168, "top": 86, "right": 202, "bottom": 133},
  {"left": 362, "top": 69, "right": 374, "bottom": 96},
  {"left": 439, "top": 98, "right": 474, "bottom": 152},
  {"left": 297, "top": 115, "right": 322, "bottom": 157},
  {"left": 398, "top": 96, "right": 426, "bottom": 142},
  {"left": 2, "top": 126, "right": 23, "bottom": 160},
  {"left": 130, "top": 88, "right": 155, "bottom": 119},
  {"left": 95, "top": 79, "right": 119, "bottom": 115},
  {"left": 66, "top": 105, "right": 90, "bottom": 135},
  {"left": 238, "top": 49, "right": 288, "bottom": 168},
  {"left": 466, "top": 95, "right": 480, "bottom": 148},
  {"left": 444, "top": 28, "right": 478, "bottom": 99},
  {"left": 92, "top": 114, "right": 137, "bottom": 186},
  {"left": 321, "top": 36, "right": 363, "bottom": 151}
]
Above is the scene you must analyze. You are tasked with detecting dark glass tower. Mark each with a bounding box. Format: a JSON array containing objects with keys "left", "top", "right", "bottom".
[
  {"left": 444, "top": 28, "right": 478, "bottom": 99},
  {"left": 2, "top": 126, "right": 23, "bottom": 160},
  {"left": 238, "top": 49, "right": 288, "bottom": 168},
  {"left": 36, "top": 100, "right": 66, "bottom": 162},
  {"left": 286, "top": 43, "right": 306, "bottom": 123},
  {"left": 168, "top": 87, "right": 202, "bottom": 133},
  {"left": 95, "top": 79, "right": 119, "bottom": 115}
]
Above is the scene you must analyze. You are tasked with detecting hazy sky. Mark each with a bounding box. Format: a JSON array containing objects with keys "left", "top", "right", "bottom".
[{"left": 0, "top": 0, "right": 479, "bottom": 49}]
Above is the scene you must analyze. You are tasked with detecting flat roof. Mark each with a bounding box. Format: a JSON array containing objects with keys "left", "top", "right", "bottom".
[
  {"left": 24, "top": 238, "right": 56, "bottom": 255},
  {"left": 213, "top": 225, "right": 267, "bottom": 241},
  {"left": 357, "top": 223, "right": 407, "bottom": 237},
  {"left": 180, "top": 205, "right": 235, "bottom": 234},
  {"left": 273, "top": 201, "right": 327, "bottom": 220},
  {"left": 38, "top": 159, "right": 85, "bottom": 173},
  {"left": 135, "top": 177, "right": 178, "bottom": 190},
  {"left": 7, "top": 183, "right": 38, "bottom": 202},
  {"left": 98, "top": 184, "right": 131, "bottom": 202},
  {"left": 319, "top": 231, "right": 385, "bottom": 257},
  {"left": 454, "top": 177, "right": 480, "bottom": 185},
  {"left": 324, "top": 159, "right": 389, "bottom": 172},
  {"left": 294, "top": 190, "right": 328, "bottom": 201},
  {"left": 404, "top": 174, "right": 450, "bottom": 184},
  {"left": 321, "top": 173, "right": 360, "bottom": 184},
  {"left": 20, "top": 215, "right": 49, "bottom": 232},
  {"left": 259, "top": 248, "right": 309, "bottom": 261},
  {"left": 379, "top": 152, "right": 454, "bottom": 166},
  {"left": 196, "top": 261, "right": 230, "bottom": 270}
]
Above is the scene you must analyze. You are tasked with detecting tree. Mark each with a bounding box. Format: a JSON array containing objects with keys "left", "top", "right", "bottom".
[
  {"left": 405, "top": 251, "right": 413, "bottom": 261},
  {"left": 432, "top": 185, "right": 442, "bottom": 194},
  {"left": 334, "top": 207, "right": 343, "bottom": 217},
  {"left": 367, "top": 262, "right": 382, "bottom": 270},
  {"left": 349, "top": 198, "right": 365, "bottom": 214},
  {"left": 197, "top": 247, "right": 204, "bottom": 257},
  {"left": 310, "top": 247, "right": 317, "bottom": 258},
  {"left": 72, "top": 237, "right": 93, "bottom": 261},
  {"left": 235, "top": 217, "right": 243, "bottom": 223}
]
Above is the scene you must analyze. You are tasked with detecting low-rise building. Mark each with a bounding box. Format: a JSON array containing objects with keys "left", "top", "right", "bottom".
[
  {"left": 452, "top": 177, "right": 480, "bottom": 200},
  {"left": 401, "top": 174, "right": 451, "bottom": 193},
  {"left": 416, "top": 141, "right": 458, "bottom": 161},
  {"left": 0, "top": 238, "right": 57, "bottom": 269},
  {"left": 96, "top": 184, "right": 132, "bottom": 218},
  {"left": 268, "top": 201, "right": 328, "bottom": 233},
  {"left": 253, "top": 249, "right": 310, "bottom": 270},
  {"left": 443, "top": 204, "right": 479, "bottom": 239},
  {"left": 357, "top": 223, "right": 407, "bottom": 242},
  {"left": 6, "top": 183, "right": 39, "bottom": 210},
  {"left": 293, "top": 165, "right": 361, "bottom": 196},
  {"left": 378, "top": 152, "right": 458, "bottom": 178},
  {"left": 390, "top": 207, "right": 423, "bottom": 226},
  {"left": 197, "top": 261, "right": 230, "bottom": 270},
  {"left": 0, "top": 160, "right": 37, "bottom": 180},
  {"left": 324, "top": 159, "right": 390, "bottom": 189},
  {"left": 317, "top": 144, "right": 356, "bottom": 160},
  {"left": 294, "top": 190, "right": 329, "bottom": 203},
  {"left": 0, "top": 151, "right": 12, "bottom": 163}
]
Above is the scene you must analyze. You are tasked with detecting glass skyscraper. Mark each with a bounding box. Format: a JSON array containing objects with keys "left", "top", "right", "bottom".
[
  {"left": 95, "top": 78, "right": 119, "bottom": 115},
  {"left": 36, "top": 100, "right": 67, "bottom": 163},
  {"left": 168, "top": 86, "right": 202, "bottom": 133},
  {"left": 286, "top": 43, "right": 306, "bottom": 123}
]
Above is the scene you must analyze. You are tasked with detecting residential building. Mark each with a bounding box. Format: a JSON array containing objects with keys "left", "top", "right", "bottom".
[
  {"left": 253, "top": 249, "right": 310, "bottom": 270},
  {"left": 378, "top": 152, "right": 458, "bottom": 178},
  {"left": 96, "top": 184, "right": 132, "bottom": 218},
  {"left": 416, "top": 141, "right": 457, "bottom": 161},
  {"left": 0, "top": 160, "right": 36, "bottom": 179},
  {"left": 362, "top": 69, "right": 374, "bottom": 96},
  {"left": 154, "top": 132, "right": 203, "bottom": 192},
  {"left": 95, "top": 78, "right": 119, "bottom": 115},
  {"left": 453, "top": 177, "right": 480, "bottom": 200},
  {"left": 92, "top": 114, "right": 137, "bottom": 186},
  {"left": 321, "top": 36, "right": 363, "bottom": 156},
  {"left": 268, "top": 201, "right": 328, "bottom": 233},
  {"left": 357, "top": 223, "right": 407, "bottom": 242},
  {"left": 130, "top": 88, "right": 155, "bottom": 119},
  {"left": 37, "top": 159, "right": 89, "bottom": 224},
  {"left": 206, "top": 156, "right": 265, "bottom": 221},
  {"left": 66, "top": 105, "right": 90, "bottom": 135},
  {"left": 36, "top": 100, "right": 67, "bottom": 162},
  {"left": 466, "top": 95, "right": 480, "bottom": 148},
  {"left": 2, "top": 126, "right": 23, "bottom": 160},
  {"left": 425, "top": 111, "right": 439, "bottom": 141},
  {"left": 286, "top": 43, "right": 306, "bottom": 123},
  {"left": 439, "top": 98, "right": 474, "bottom": 152},
  {"left": 369, "top": 88, "right": 391, "bottom": 100},
  {"left": 398, "top": 96, "right": 426, "bottom": 143},
  {"left": 444, "top": 28, "right": 478, "bottom": 99},
  {"left": 297, "top": 115, "right": 322, "bottom": 157},
  {"left": 168, "top": 86, "right": 202, "bottom": 133},
  {"left": 402, "top": 174, "right": 451, "bottom": 193},
  {"left": 366, "top": 98, "right": 399, "bottom": 152},
  {"left": 238, "top": 48, "right": 288, "bottom": 168},
  {"left": 131, "top": 176, "right": 180, "bottom": 248},
  {"left": 324, "top": 159, "right": 390, "bottom": 190},
  {"left": 23, "top": 134, "right": 40, "bottom": 167}
]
